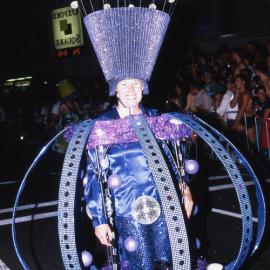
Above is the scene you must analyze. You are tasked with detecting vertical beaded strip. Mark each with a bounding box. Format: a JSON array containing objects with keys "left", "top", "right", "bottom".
[
  {"left": 58, "top": 120, "right": 94, "bottom": 270},
  {"left": 128, "top": 114, "right": 191, "bottom": 270}
]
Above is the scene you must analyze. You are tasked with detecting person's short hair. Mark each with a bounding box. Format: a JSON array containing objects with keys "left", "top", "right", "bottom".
[
  {"left": 254, "top": 85, "right": 266, "bottom": 95},
  {"left": 255, "top": 62, "right": 268, "bottom": 74},
  {"left": 230, "top": 47, "right": 242, "bottom": 56},
  {"left": 234, "top": 74, "right": 250, "bottom": 86},
  {"left": 240, "top": 68, "right": 252, "bottom": 80},
  {"left": 241, "top": 51, "right": 253, "bottom": 63},
  {"left": 201, "top": 65, "right": 217, "bottom": 81},
  {"left": 190, "top": 81, "right": 204, "bottom": 90}
]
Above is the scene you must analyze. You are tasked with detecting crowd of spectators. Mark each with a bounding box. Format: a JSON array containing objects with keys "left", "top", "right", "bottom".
[
  {"left": 1, "top": 39, "right": 270, "bottom": 163},
  {"left": 0, "top": 80, "right": 112, "bottom": 147},
  {"left": 163, "top": 39, "right": 270, "bottom": 163}
]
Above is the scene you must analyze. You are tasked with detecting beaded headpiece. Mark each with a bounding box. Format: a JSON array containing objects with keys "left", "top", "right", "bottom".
[{"left": 76, "top": 1, "right": 177, "bottom": 95}]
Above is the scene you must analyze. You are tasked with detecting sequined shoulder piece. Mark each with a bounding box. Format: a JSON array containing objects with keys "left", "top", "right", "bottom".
[{"left": 86, "top": 114, "right": 191, "bottom": 149}]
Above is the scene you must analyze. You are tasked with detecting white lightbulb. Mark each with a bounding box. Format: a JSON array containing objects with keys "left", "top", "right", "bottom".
[
  {"left": 124, "top": 237, "right": 138, "bottom": 252},
  {"left": 96, "top": 128, "right": 104, "bottom": 137},
  {"left": 169, "top": 119, "right": 183, "bottom": 125},
  {"left": 81, "top": 250, "right": 93, "bottom": 267},
  {"left": 82, "top": 176, "right": 88, "bottom": 188},
  {"left": 149, "top": 3, "right": 157, "bottom": 9},
  {"left": 70, "top": 1, "right": 78, "bottom": 9},
  {"left": 104, "top": 3, "right": 111, "bottom": 9},
  {"left": 207, "top": 263, "right": 223, "bottom": 270}
]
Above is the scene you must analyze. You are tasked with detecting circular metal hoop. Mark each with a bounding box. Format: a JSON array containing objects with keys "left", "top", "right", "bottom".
[{"left": 168, "top": 112, "right": 265, "bottom": 270}]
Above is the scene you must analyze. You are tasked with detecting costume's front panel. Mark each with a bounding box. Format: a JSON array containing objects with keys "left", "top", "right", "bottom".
[{"left": 85, "top": 108, "right": 173, "bottom": 269}]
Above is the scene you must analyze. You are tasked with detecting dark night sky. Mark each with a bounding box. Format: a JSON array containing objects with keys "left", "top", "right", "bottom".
[
  {"left": 0, "top": 0, "right": 200, "bottom": 78},
  {"left": 1, "top": 0, "right": 270, "bottom": 109},
  {"left": 1, "top": 0, "right": 270, "bottom": 81},
  {"left": 1, "top": 1, "right": 34, "bottom": 72},
  {"left": 1, "top": 0, "right": 56, "bottom": 77}
]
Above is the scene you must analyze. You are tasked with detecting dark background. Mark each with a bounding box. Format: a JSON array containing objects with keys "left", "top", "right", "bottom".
[{"left": 1, "top": 0, "right": 270, "bottom": 105}]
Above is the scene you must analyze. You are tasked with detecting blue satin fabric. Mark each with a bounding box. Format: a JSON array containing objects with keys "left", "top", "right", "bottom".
[
  {"left": 86, "top": 139, "right": 161, "bottom": 226},
  {"left": 84, "top": 106, "right": 185, "bottom": 228},
  {"left": 84, "top": 106, "right": 162, "bottom": 227}
]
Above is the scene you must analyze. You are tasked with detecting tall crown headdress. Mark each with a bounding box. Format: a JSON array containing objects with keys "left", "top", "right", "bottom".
[{"left": 76, "top": 1, "right": 177, "bottom": 95}]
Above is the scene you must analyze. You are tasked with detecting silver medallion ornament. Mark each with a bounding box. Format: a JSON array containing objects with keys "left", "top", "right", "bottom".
[{"left": 131, "top": 195, "right": 161, "bottom": 224}]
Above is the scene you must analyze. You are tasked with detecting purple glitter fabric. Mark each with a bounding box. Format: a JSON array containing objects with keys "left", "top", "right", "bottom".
[
  {"left": 83, "top": 8, "right": 170, "bottom": 96},
  {"left": 63, "top": 124, "right": 77, "bottom": 142},
  {"left": 64, "top": 114, "right": 192, "bottom": 149},
  {"left": 195, "top": 256, "right": 208, "bottom": 270}
]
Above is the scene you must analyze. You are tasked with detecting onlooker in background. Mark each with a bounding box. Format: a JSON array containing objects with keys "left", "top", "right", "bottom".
[
  {"left": 164, "top": 88, "right": 183, "bottom": 112},
  {"left": 262, "top": 104, "right": 270, "bottom": 123},
  {"left": 211, "top": 92, "right": 222, "bottom": 113},
  {"left": 254, "top": 86, "right": 270, "bottom": 119},
  {"left": 194, "top": 83, "right": 213, "bottom": 113},
  {"left": 260, "top": 91, "right": 270, "bottom": 155},
  {"left": 216, "top": 80, "right": 239, "bottom": 127},
  {"left": 255, "top": 68, "right": 270, "bottom": 98},
  {"left": 265, "top": 39, "right": 270, "bottom": 55},
  {"left": 59, "top": 100, "right": 80, "bottom": 128},
  {"left": 242, "top": 51, "right": 256, "bottom": 79},
  {"left": 240, "top": 67, "right": 253, "bottom": 81},
  {"left": 48, "top": 100, "right": 61, "bottom": 136},
  {"left": 80, "top": 95, "right": 94, "bottom": 119},
  {"left": 252, "top": 86, "right": 270, "bottom": 147},
  {"left": 265, "top": 55, "right": 270, "bottom": 78},
  {"left": 201, "top": 67, "right": 217, "bottom": 94},
  {"left": 244, "top": 41, "right": 256, "bottom": 55},
  {"left": 184, "top": 82, "right": 202, "bottom": 113},
  {"left": 230, "top": 74, "right": 256, "bottom": 145},
  {"left": 231, "top": 48, "right": 246, "bottom": 77}
]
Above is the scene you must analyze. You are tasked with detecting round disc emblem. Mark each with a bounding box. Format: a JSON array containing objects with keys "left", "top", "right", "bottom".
[{"left": 131, "top": 195, "right": 161, "bottom": 224}]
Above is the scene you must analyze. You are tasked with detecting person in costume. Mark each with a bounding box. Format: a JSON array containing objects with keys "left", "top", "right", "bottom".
[
  {"left": 84, "top": 78, "right": 195, "bottom": 269},
  {"left": 11, "top": 3, "right": 265, "bottom": 270},
  {"left": 81, "top": 2, "right": 197, "bottom": 269}
]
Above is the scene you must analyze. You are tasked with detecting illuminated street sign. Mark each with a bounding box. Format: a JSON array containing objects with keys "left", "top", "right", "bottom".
[{"left": 51, "top": 6, "right": 84, "bottom": 50}]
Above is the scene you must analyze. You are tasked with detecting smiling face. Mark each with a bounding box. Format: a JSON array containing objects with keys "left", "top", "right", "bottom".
[
  {"left": 116, "top": 79, "right": 143, "bottom": 108},
  {"left": 234, "top": 77, "right": 244, "bottom": 90},
  {"left": 256, "top": 88, "right": 266, "bottom": 102}
]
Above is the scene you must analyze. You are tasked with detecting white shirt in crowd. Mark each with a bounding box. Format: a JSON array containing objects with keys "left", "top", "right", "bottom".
[
  {"left": 216, "top": 90, "right": 238, "bottom": 121},
  {"left": 51, "top": 101, "right": 61, "bottom": 115}
]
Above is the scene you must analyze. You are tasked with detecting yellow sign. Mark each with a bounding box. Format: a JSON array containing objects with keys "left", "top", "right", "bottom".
[{"left": 51, "top": 6, "right": 83, "bottom": 50}]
